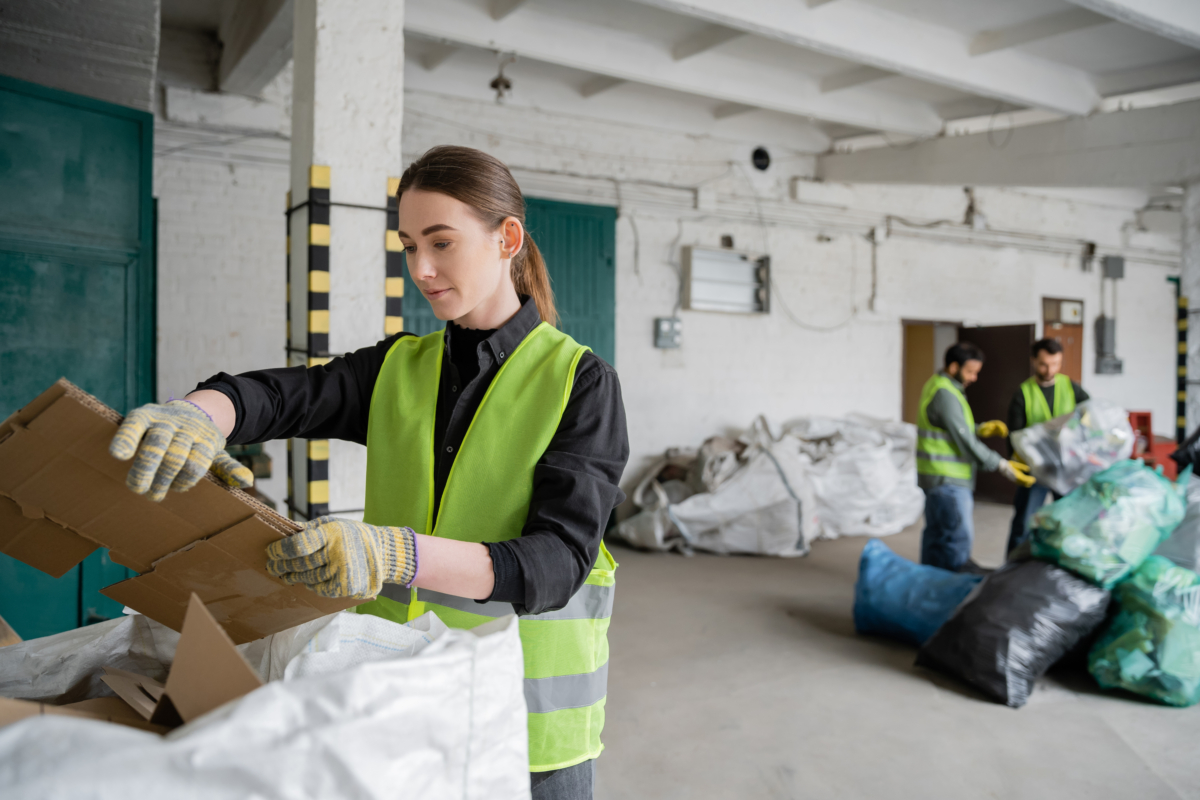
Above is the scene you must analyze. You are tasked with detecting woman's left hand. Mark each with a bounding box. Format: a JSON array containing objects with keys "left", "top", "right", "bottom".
[{"left": 265, "top": 516, "right": 418, "bottom": 598}]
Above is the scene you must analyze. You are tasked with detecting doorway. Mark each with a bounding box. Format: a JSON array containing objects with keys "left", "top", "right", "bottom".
[
  {"left": 402, "top": 197, "right": 617, "bottom": 366},
  {"left": 0, "top": 75, "right": 155, "bottom": 638},
  {"left": 901, "top": 321, "right": 960, "bottom": 424},
  {"left": 957, "top": 324, "right": 1036, "bottom": 504},
  {"left": 1042, "top": 298, "right": 1084, "bottom": 381}
]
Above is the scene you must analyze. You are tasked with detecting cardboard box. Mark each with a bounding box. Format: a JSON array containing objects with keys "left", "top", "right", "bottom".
[
  {"left": 0, "top": 379, "right": 357, "bottom": 642},
  {"left": 0, "top": 594, "right": 264, "bottom": 733}
]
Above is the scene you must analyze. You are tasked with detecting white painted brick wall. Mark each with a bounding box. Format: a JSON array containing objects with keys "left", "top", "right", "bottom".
[
  {"left": 154, "top": 155, "right": 290, "bottom": 507},
  {"left": 154, "top": 87, "right": 1183, "bottom": 514}
]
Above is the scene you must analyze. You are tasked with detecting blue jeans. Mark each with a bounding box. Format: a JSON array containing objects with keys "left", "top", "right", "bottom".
[
  {"left": 921, "top": 484, "right": 975, "bottom": 572},
  {"left": 1007, "top": 482, "right": 1059, "bottom": 554},
  {"left": 532, "top": 759, "right": 594, "bottom": 800}
]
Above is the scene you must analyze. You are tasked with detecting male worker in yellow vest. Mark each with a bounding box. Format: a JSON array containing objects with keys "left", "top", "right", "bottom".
[
  {"left": 1005, "top": 337, "right": 1089, "bottom": 553},
  {"left": 917, "top": 342, "right": 1035, "bottom": 572}
]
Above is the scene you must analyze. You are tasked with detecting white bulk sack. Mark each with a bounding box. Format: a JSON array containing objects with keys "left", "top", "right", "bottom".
[
  {"left": 0, "top": 611, "right": 530, "bottom": 800},
  {"left": 783, "top": 413, "right": 924, "bottom": 539},
  {"left": 668, "top": 418, "right": 818, "bottom": 557},
  {"left": 1011, "top": 399, "right": 1135, "bottom": 495}
]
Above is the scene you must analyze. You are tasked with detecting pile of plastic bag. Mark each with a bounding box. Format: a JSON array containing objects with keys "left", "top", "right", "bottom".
[
  {"left": 855, "top": 451, "right": 1200, "bottom": 708},
  {"left": 0, "top": 611, "right": 531, "bottom": 799},
  {"left": 615, "top": 414, "right": 923, "bottom": 556},
  {"left": 1089, "top": 556, "right": 1200, "bottom": 707},
  {"left": 1030, "top": 460, "right": 1190, "bottom": 588},
  {"left": 1010, "top": 399, "right": 1135, "bottom": 495}
]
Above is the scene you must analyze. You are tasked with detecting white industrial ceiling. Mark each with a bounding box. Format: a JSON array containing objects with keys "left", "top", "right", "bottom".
[{"left": 160, "top": 0, "right": 1200, "bottom": 153}]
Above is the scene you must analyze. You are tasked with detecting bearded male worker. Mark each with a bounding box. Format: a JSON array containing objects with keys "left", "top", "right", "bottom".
[
  {"left": 1005, "top": 337, "right": 1089, "bottom": 553},
  {"left": 916, "top": 342, "right": 1035, "bottom": 572}
]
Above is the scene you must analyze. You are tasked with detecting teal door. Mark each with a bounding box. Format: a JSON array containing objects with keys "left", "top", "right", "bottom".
[
  {"left": 403, "top": 197, "right": 616, "bottom": 366},
  {"left": 0, "top": 75, "right": 156, "bottom": 639}
]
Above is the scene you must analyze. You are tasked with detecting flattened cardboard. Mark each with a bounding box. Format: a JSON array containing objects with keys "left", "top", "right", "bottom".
[
  {"left": 0, "top": 379, "right": 357, "bottom": 642},
  {"left": 162, "top": 593, "right": 263, "bottom": 724},
  {"left": 0, "top": 594, "right": 266, "bottom": 735},
  {"left": 0, "top": 696, "right": 168, "bottom": 734}
]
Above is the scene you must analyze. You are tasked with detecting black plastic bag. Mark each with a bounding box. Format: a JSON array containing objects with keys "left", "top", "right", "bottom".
[
  {"left": 915, "top": 560, "right": 1110, "bottom": 707},
  {"left": 1172, "top": 426, "right": 1200, "bottom": 472}
]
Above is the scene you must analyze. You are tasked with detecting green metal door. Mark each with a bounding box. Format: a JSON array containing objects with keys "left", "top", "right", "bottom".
[
  {"left": 0, "top": 75, "right": 156, "bottom": 639},
  {"left": 403, "top": 197, "right": 616, "bottom": 366}
]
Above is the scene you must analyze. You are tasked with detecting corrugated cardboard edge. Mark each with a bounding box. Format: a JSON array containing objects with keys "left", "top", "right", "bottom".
[{"left": 0, "top": 696, "right": 169, "bottom": 735}]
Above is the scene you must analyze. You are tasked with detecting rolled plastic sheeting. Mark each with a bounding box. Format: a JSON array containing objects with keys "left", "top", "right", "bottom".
[
  {"left": 1089, "top": 556, "right": 1200, "bottom": 707},
  {"left": 853, "top": 539, "right": 982, "bottom": 646},
  {"left": 1031, "top": 460, "right": 1191, "bottom": 589},
  {"left": 916, "top": 560, "right": 1110, "bottom": 708}
]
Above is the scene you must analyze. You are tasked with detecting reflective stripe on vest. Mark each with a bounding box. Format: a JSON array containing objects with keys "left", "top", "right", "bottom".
[
  {"left": 356, "top": 322, "right": 613, "bottom": 772},
  {"left": 916, "top": 373, "right": 975, "bottom": 480},
  {"left": 1020, "top": 373, "right": 1076, "bottom": 427}
]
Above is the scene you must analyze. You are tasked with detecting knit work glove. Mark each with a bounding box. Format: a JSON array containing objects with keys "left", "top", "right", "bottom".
[
  {"left": 265, "top": 516, "right": 418, "bottom": 599},
  {"left": 976, "top": 420, "right": 1009, "bottom": 438},
  {"left": 109, "top": 400, "right": 253, "bottom": 502},
  {"left": 999, "top": 459, "right": 1036, "bottom": 488}
]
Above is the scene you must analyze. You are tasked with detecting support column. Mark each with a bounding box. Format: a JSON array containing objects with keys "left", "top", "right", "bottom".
[
  {"left": 287, "top": 0, "right": 404, "bottom": 521},
  {"left": 1184, "top": 183, "right": 1200, "bottom": 439}
]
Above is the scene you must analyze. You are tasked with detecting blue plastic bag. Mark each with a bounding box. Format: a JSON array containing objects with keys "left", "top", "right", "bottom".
[
  {"left": 1031, "top": 460, "right": 1191, "bottom": 588},
  {"left": 854, "top": 539, "right": 983, "bottom": 646}
]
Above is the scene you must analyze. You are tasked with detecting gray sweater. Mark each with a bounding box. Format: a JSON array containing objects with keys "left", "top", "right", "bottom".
[{"left": 918, "top": 372, "right": 1003, "bottom": 491}]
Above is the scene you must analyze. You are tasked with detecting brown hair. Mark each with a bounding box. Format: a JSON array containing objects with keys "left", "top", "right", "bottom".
[{"left": 397, "top": 145, "right": 557, "bottom": 327}]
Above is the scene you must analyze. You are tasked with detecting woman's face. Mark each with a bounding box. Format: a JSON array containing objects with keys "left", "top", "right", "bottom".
[{"left": 397, "top": 188, "right": 523, "bottom": 324}]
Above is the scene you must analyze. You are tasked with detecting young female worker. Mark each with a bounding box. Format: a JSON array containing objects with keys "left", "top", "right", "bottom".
[{"left": 109, "top": 146, "right": 629, "bottom": 800}]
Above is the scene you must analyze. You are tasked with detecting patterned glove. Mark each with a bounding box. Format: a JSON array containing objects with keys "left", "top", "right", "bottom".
[
  {"left": 109, "top": 400, "right": 253, "bottom": 502},
  {"left": 265, "top": 516, "right": 418, "bottom": 599},
  {"left": 976, "top": 420, "right": 1009, "bottom": 438},
  {"left": 999, "top": 459, "right": 1036, "bottom": 488}
]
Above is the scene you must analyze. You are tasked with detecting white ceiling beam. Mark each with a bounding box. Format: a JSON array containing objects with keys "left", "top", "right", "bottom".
[
  {"left": 419, "top": 42, "right": 459, "bottom": 72},
  {"left": 820, "top": 66, "right": 893, "bottom": 93},
  {"left": 404, "top": 51, "right": 832, "bottom": 153},
  {"left": 626, "top": 0, "right": 1101, "bottom": 115},
  {"left": 218, "top": 0, "right": 293, "bottom": 96},
  {"left": 713, "top": 102, "right": 755, "bottom": 119},
  {"left": 817, "top": 99, "right": 1200, "bottom": 188},
  {"left": 806, "top": 0, "right": 838, "bottom": 7},
  {"left": 969, "top": 8, "right": 1111, "bottom": 56},
  {"left": 1095, "top": 57, "right": 1200, "bottom": 96},
  {"left": 405, "top": 0, "right": 944, "bottom": 135},
  {"left": 1066, "top": 0, "right": 1200, "bottom": 50},
  {"left": 580, "top": 76, "right": 626, "bottom": 98},
  {"left": 490, "top": 0, "right": 528, "bottom": 21},
  {"left": 671, "top": 25, "right": 745, "bottom": 61}
]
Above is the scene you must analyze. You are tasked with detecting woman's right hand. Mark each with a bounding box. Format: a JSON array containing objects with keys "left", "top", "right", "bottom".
[{"left": 109, "top": 400, "right": 253, "bottom": 501}]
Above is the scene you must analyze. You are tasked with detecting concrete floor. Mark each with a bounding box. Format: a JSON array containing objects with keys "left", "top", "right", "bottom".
[{"left": 595, "top": 502, "right": 1200, "bottom": 800}]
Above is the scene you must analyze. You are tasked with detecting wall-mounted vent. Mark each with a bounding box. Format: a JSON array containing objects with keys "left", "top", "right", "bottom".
[{"left": 680, "top": 246, "right": 770, "bottom": 314}]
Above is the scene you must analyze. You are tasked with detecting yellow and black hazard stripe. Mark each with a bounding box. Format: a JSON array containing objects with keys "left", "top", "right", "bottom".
[
  {"left": 385, "top": 176, "right": 404, "bottom": 336},
  {"left": 306, "top": 165, "right": 331, "bottom": 518},
  {"left": 1179, "top": 295, "right": 1188, "bottom": 444}
]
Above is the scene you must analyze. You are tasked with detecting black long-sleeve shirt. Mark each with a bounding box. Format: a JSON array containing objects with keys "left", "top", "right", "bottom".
[{"left": 196, "top": 297, "right": 629, "bottom": 615}]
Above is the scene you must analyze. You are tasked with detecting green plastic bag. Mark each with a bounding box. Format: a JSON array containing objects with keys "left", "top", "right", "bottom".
[
  {"left": 1031, "top": 460, "right": 1190, "bottom": 589},
  {"left": 1089, "top": 556, "right": 1200, "bottom": 707}
]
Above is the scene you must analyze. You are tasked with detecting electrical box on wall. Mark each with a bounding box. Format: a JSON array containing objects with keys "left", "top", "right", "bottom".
[
  {"left": 654, "top": 317, "right": 682, "bottom": 348},
  {"left": 680, "top": 246, "right": 770, "bottom": 314}
]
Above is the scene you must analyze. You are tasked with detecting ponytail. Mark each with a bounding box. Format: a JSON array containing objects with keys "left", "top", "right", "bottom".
[
  {"left": 513, "top": 233, "right": 558, "bottom": 327},
  {"left": 397, "top": 145, "right": 559, "bottom": 328}
]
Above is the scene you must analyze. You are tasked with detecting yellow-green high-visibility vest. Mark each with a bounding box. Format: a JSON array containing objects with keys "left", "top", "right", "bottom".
[
  {"left": 916, "top": 374, "right": 975, "bottom": 481},
  {"left": 355, "top": 321, "right": 616, "bottom": 773},
  {"left": 1021, "top": 373, "right": 1075, "bottom": 427}
]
